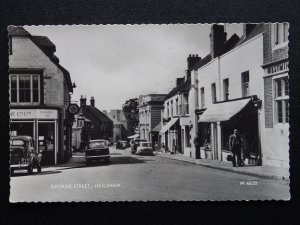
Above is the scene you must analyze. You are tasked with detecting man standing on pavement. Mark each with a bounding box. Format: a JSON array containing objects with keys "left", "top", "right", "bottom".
[
  {"left": 229, "top": 129, "right": 243, "bottom": 167},
  {"left": 193, "top": 133, "right": 202, "bottom": 159}
]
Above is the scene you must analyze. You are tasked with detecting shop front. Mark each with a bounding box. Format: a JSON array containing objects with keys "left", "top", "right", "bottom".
[
  {"left": 160, "top": 118, "right": 181, "bottom": 153},
  {"left": 10, "top": 108, "right": 60, "bottom": 165},
  {"left": 198, "top": 96, "right": 262, "bottom": 165}
]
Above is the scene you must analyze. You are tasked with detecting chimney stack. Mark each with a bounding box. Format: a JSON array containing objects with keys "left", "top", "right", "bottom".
[
  {"left": 210, "top": 24, "right": 227, "bottom": 59},
  {"left": 187, "top": 54, "right": 201, "bottom": 70},
  {"left": 90, "top": 96, "right": 95, "bottom": 107},
  {"left": 243, "top": 24, "right": 256, "bottom": 37},
  {"left": 80, "top": 95, "right": 86, "bottom": 107}
]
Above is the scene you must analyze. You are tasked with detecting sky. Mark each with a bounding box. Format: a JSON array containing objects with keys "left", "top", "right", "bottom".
[{"left": 25, "top": 24, "right": 243, "bottom": 112}]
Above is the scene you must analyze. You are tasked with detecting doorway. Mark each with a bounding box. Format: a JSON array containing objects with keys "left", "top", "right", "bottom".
[{"left": 38, "top": 122, "right": 55, "bottom": 165}]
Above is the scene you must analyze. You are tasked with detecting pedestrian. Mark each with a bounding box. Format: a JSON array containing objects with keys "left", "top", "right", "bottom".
[
  {"left": 193, "top": 133, "right": 202, "bottom": 159},
  {"left": 229, "top": 129, "right": 243, "bottom": 167}
]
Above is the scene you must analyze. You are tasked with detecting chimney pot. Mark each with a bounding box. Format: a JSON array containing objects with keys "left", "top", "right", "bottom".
[
  {"left": 90, "top": 96, "right": 95, "bottom": 107},
  {"left": 80, "top": 95, "right": 87, "bottom": 107}
]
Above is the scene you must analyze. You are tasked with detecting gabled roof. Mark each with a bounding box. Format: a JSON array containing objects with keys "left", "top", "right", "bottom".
[
  {"left": 83, "top": 105, "right": 113, "bottom": 123},
  {"left": 7, "top": 26, "right": 30, "bottom": 36},
  {"left": 8, "top": 26, "right": 73, "bottom": 92}
]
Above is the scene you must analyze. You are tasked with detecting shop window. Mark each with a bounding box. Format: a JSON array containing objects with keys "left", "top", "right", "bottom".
[
  {"left": 274, "top": 76, "right": 289, "bottom": 124},
  {"left": 9, "top": 74, "right": 40, "bottom": 104},
  {"left": 199, "top": 123, "right": 211, "bottom": 149},
  {"left": 242, "top": 71, "right": 250, "bottom": 97},
  {"left": 223, "top": 78, "right": 229, "bottom": 101},
  {"left": 211, "top": 83, "right": 216, "bottom": 103},
  {"left": 200, "top": 87, "right": 205, "bottom": 108},
  {"left": 273, "top": 23, "right": 288, "bottom": 47}
]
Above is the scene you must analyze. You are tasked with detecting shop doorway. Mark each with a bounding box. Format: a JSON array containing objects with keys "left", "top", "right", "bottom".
[
  {"left": 221, "top": 102, "right": 261, "bottom": 165},
  {"left": 38, "top": 122, "right": 55, "bottom": 165}
]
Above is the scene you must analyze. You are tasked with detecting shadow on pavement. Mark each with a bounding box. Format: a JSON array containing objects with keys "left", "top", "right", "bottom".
[{"left": 11, "top": 170, "right": 62, "bottom": 177}]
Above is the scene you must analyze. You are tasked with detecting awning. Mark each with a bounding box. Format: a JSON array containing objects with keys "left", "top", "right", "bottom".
[
  {"left": 152, "top": 122, "right": 162, "bottom": 132},
  {"left": 160, "top": 117, "right": 179, "bottom": 134},
  {"left": 198, "top": 98, "right": 251, "bottom": 122},
  {"left": 127, "top": 134, "right": 139, "bottom": 139}
]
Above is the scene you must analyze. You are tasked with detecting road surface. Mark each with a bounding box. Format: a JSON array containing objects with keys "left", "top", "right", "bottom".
[{"left": 10, "top": 147, "right": 290, "bottom": 202}]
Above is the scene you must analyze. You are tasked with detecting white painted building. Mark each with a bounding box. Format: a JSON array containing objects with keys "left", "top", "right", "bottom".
[
  {"left": 190, "top": 24, "right": 266, "bottom": 165},
  {"left": 160, "top": 55, "right": 201, "bottom": 156}
]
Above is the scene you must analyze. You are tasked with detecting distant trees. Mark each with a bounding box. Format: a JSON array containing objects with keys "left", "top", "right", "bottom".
[{"left": 122, "top": 98, "right": 139, "bottom": 113}]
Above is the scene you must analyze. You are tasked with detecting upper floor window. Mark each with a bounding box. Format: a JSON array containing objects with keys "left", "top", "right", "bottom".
[
  {"left": 273, "top": 23, "right": 288, "bottom": 47},
  {"left": 211, "top": 83, "right": 216, "bottom": 103},
  {"left": 167, "top": 102, "right": 170, "bottom": 117},
  {"left": 183, "top": 93, "right": 189, "bottom": 115},
  {"left": 274, "top": 76, "right": 289, "bottom": 124},
  {"left": 170, "top": 100, "right": 173, "bottom": 117},
  {"left": 223, "top": 78, "right": 229, "bottom": 101},
  {"left": 175, "top": 98, "right": 179, "bottom": 115},
  {"left": 10, "top": 74, "right": 40, "bottom": 104},
  {"left": 242, "top": 71, "right": 250, "bottom": 97},
  {"left": 200, "top": 87, "right": 205, "bottom": 108}
]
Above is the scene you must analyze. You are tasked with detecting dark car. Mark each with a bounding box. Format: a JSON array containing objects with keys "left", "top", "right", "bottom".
[
  {"left": 85, "top": 139, "right": 110, "bottom": 165},
  {"left": 136, "top": 142, "right": 154, "bottom": 156},
  {"left": 10, "top": 136, "right": 42, "bottom": 175},
  {"left": 130, "top": 138, "right": 147, "bottom": 154}
]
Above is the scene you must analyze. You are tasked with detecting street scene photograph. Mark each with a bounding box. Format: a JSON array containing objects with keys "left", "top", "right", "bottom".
[{"left": 8, "top": 23, "right": 290, "bottom": 202}]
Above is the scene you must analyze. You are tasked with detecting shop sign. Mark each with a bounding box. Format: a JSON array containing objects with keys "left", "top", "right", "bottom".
[
  {"left": 267, "top": 61, "right": 288, "bottom": 74},
  {"left": 10, "top": 109, "right": 58, "bottom": 119}
]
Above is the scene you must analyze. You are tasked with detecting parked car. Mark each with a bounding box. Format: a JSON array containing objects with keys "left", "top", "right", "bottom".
[
  {"left": 116, "top": 140, "right": 128, "bottom": 149},
  {"left": 10, "top": 136, "right": 42, "bottom": 175},
  {"left": 130, "top": 138, "right": 147, "bottom": 154},
  {"left": 136, "top": 142, "right": 154, "bottom": 156},
  {"left": 85, "top": 139, "right": 110, "bottom": 165}
]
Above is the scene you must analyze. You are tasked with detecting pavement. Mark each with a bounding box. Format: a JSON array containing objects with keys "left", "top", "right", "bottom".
[{"left": 155, "top": 151, "right": 290, "bottom": 181}]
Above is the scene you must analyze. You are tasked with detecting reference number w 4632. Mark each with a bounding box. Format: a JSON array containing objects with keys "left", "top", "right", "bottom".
[{"left": 240, "top": 180, "right": 258, "bottom": 186}]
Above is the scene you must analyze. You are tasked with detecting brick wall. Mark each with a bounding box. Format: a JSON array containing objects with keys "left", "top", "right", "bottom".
[
  {"left": 263, "top": 24, "right": 289, "bottom": 64},
  {"left": 264, "top": 77, "right": 273, "bottom": 128}
]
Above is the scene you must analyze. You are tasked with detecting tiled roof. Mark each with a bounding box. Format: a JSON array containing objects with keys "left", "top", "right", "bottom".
[
  {"left": 234, "top": 24, "right": 264, "bottom": 47},
  {"left": 84, "top": 105, "right": 113, "bottom": 123},
  {"left": 31, "top": 36, "right": 56, "bottom": 53},
  {"left": 7, "top": 26, "right": 30, "bottom": 36},
  {"left": 165, "top": 76, "right": 191, "bottom": 100}
]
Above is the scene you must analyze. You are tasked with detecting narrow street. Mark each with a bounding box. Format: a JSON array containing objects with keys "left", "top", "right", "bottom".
[{"left": 10, "top": 147, "right": 290, "bottom": 202}]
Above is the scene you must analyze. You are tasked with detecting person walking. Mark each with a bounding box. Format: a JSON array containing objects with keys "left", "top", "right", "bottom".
[
  {"left": 229, "top": 129, "right": 243, "bottom": 167},
  {"left": 193, "top": 133, "right": 202, "bottom": 159}
]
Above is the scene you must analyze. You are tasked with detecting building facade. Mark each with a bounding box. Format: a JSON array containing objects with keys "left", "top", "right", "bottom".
[
  {"left": 139, "top": 94, "right": 166, "bottom": 144},
  {"left": 160, "top": 55, "right": 201, "bottom": 156},
  {"left": 188, "top": 23, "right": 289, "bottom": 168},
  {"left": 75, "top": 96, "right": 113, "bottom": 148},
  {"left": 105, "top": 109, "right": 128, "bottom": 142},
  {"left": 261, "top": 23, "right": 289, "bottom": 168},
  {"left": 9, "top": 26, "right": 74, "bottom": 165}
]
